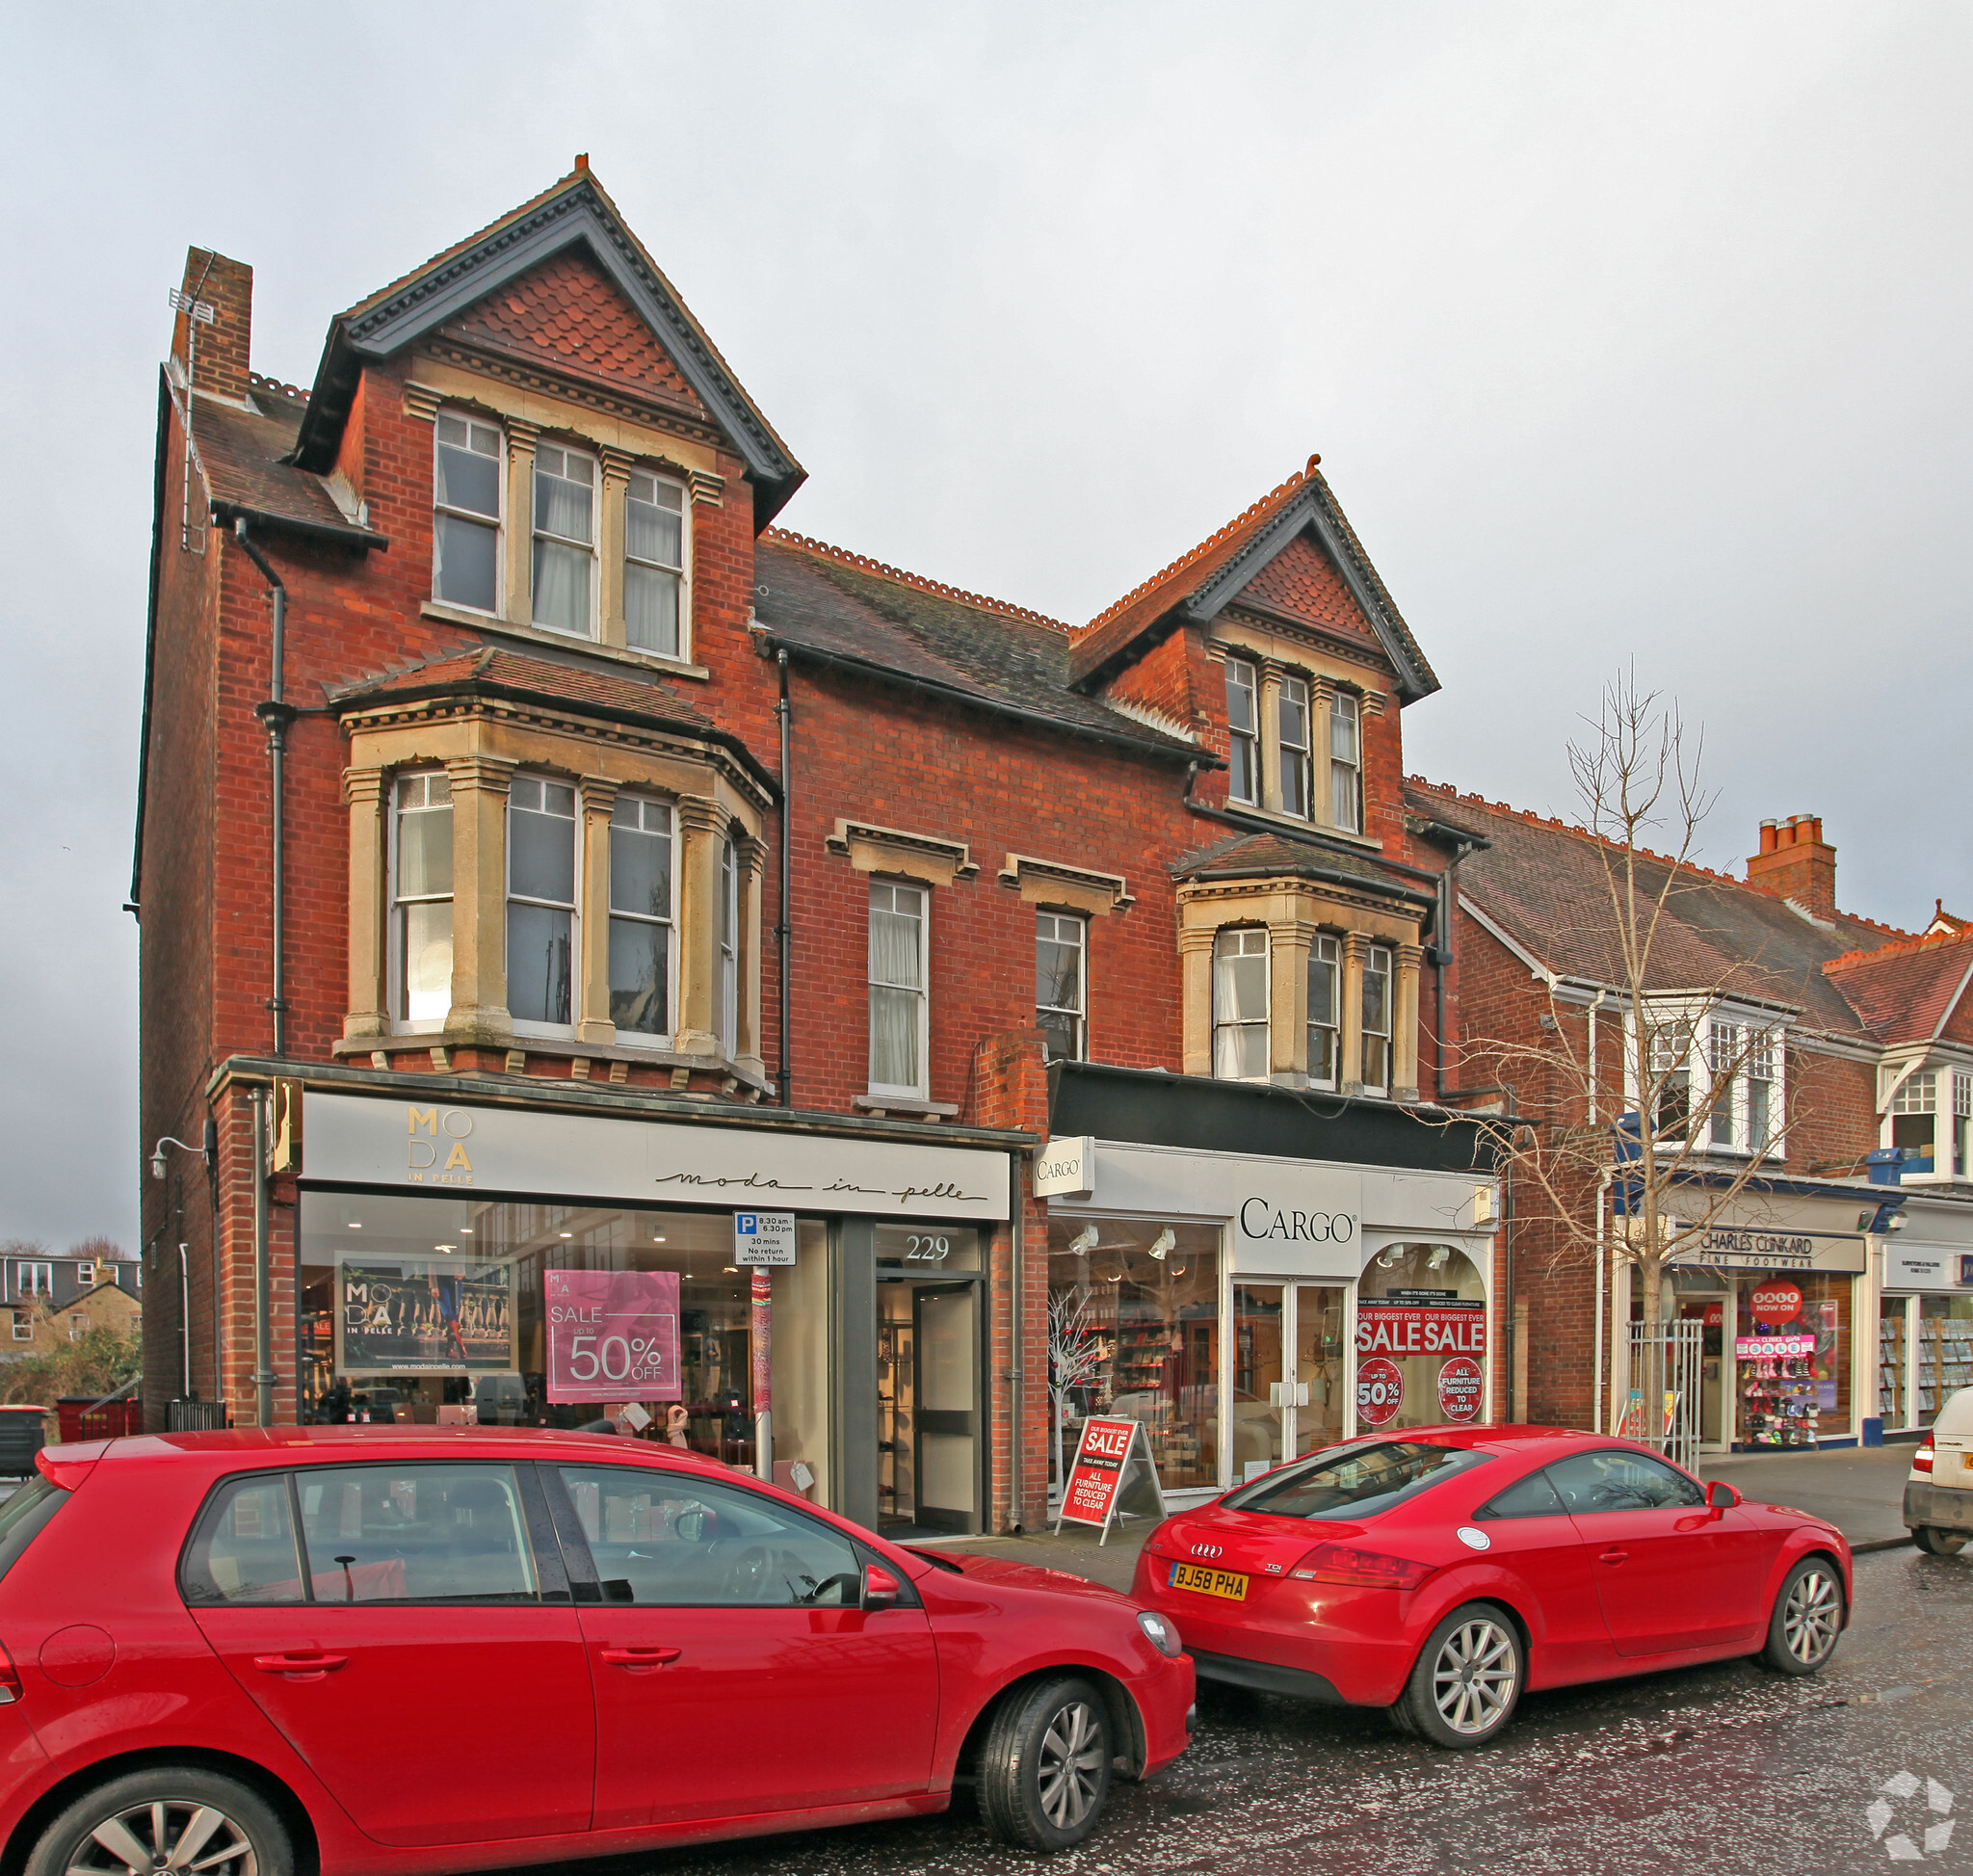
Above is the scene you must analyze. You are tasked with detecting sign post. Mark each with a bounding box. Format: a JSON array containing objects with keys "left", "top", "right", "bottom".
[
  {"left": 734, "top": 1213, "right": 796, "bottom": 1480},
  {"left": 1055, "top": 1415, "right": 1167, "bottom": 1544}
]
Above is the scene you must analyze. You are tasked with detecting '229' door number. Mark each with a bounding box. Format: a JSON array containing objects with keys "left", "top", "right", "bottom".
[{"left": 904, "top": 1234, "right": 952, "bottom": 1262}]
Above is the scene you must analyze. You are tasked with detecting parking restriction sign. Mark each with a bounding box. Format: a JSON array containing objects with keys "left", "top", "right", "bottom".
[{"left": 733, "top": 1210, "right": 798, "bottom": 1265}]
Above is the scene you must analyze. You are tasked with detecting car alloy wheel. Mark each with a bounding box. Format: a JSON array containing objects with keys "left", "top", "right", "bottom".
[
  {"left": 1035, "top": 1698, "right": 1106, "bottom": 1833},
  {"left": 1780, "top": 1566, "right": 1841, "bottom": 1666},
  {"left": 63, "top": 1799, "right": 257, "bottom": 1876},
  {"left": 1431, "top": 1616, "right": 1518, "bottom": 1736}
]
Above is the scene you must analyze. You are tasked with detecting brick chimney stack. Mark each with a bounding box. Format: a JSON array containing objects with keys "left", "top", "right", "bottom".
[
  {"left": 171, "top": 248, "right": 253, "bottom": 404},
  {"left": 1747, "top": 813, "right": 1836, "bottom": 918}
]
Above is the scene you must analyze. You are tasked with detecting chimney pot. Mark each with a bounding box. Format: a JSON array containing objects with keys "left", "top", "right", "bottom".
[{"left": 1759, "top": 819, "right": 1778, "bottom": 855}]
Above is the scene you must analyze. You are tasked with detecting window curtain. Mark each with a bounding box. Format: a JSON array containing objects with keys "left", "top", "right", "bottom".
[
  {"left": 870, "top": 896, "right": 923, "bottom": 1089},
  {"left": 533, "top": 540, "right": 592, "bottom": 635},
  {"left": 1213, "top": 938, "right": 1269, "bottom": 1079}
]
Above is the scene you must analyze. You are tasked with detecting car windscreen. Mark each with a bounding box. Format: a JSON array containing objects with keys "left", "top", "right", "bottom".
[
  {"left": 1222, "top": 1440, "right": 1491, "bottom": 1520},
  {"left": 0, "top": 1475, "right": 68, "bottom": 1586}
]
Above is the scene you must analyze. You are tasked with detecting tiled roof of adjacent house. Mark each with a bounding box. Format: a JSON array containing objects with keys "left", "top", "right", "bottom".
[
  {"left": 754, "top": 536, "right": 1199, "bottom": 760},
  {"left": 1405, "top": 779, "right": 1909, "bottom": 1038},
  {"left": 1823, "top": 932, "right": 1973, "bottom": 1045},
  {"left": 331, "top": 646, "right": 720, "bottom": 736}
]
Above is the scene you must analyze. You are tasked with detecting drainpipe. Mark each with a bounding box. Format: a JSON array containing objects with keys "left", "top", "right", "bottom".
[
  {"left": 1592, "top": 1167, "right": 1614, "bottom": 1433},
  {"left": 233, "top": 520, "right": 293, "bottom": 1056},
  {"left": 776, "top": 649, "right": 793, "bottom": 1109},
  {"left": 1007, "top": 1151, "right": 1025, "bottom": 1532},
  {"left": 250, "top": 1088, "right": 275, "bottom": 1427},
  {"left": 177, "top": 1244, "right": 192, "bottom": 1400}
]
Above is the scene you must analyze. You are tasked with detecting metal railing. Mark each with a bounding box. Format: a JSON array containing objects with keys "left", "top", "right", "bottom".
[{"left": 1621, "top": 1320, "right": 1705, "bottom": 1470}]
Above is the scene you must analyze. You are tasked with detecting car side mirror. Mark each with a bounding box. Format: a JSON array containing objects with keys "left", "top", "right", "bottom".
[
  {"left": 861, "top": 1563, "right": 901, "bottom": 1612},
  {"left": 1705, "top": 1481, "right": 1741, "bottom": 1511}
]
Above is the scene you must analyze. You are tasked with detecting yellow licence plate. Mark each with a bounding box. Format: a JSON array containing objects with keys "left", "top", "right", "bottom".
[{"left": 1170, "top": 1561, "right": 1250, "bottom": 1599}]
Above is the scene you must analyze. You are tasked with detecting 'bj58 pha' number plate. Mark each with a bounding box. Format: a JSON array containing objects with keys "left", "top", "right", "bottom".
[{"left": 1170, "top": 1561, "right": 1249, "bottom": 1599}]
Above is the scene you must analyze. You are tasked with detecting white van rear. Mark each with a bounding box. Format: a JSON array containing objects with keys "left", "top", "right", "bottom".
[{"left": 1906, "top": 1387, "right": 1973, "bottom": 1555}]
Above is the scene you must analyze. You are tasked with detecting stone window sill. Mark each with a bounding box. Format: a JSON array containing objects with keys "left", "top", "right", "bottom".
[
  {"left": 1223, "top": 802, "right": 1385, "bottom": 853},
  {"left": 336, "top": 1030, "right": 773, "bottom": 1097},
  {"left": 420, "top": 601, "right": 711, "bottom": 681},
  {"left": 854, "top": 1093, "right": 960, "bottom": 1120}
]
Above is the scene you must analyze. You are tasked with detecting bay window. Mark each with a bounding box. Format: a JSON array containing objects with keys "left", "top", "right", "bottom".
[
  {"left": 1225, "top": 659, "right": 1258, "bottom": 805},
  {"left": 1708, "top": 1020, "right": 1741, "bottom": 1149},
  {"left": 532, "top": 443, "right": 595, "bottom": 637},
  {"left": 433, "top": 411, "right": 502, "bottom": 613},
  {"left": 1891, "top": 1071, "right": 1939, "bottom": 1175},
  {"left": 1307, "top": 934, "right": 1340, "bottom": 1086},
  {"left": 1361, "top": 943, "right": 1392, "bottom": 1091},
  {"left": 1958, "top": 1074, "right": 1972, "bottom": 1178},
  {"left": 507, "top": 778, "right": 577, "bottom": 1029},
  {"left": 625, "top": 470, "right": 686, "bottom": 656},
  {"left": 1748, "top": 1029, "right": 1776, "bottom": 1150},
  {"left": 1212, "top": 928, "right": 1270, "bottom": 1081},
  {"left": 869, "top": 881, "right": 928, "bottom": 1097},
  {"left": 1037, "top": 912, "right": 1087, "bottom": 1062},
  {"left": 1278, "top": 675, "right": 1312, "bottom": 819},
  {"left": 392, "top": 772, "right": 454, "bottom": 1027},
  {"left": 1328, "top": 691, "right": 1362, "bottom": 832},
  {"left": 607, "top": 796, "right": 672, "bottom": 1039}
]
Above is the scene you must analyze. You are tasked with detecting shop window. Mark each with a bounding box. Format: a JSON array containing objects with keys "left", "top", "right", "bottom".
[
  {"left": 1036, "top": 912, "right": 1087, "bottom": 1062},
  {"left": 1880, "top": 1293, "right": 1909, "bottom": 1427},
  {"left": 1328, "top": 691, "right": 1362, "bottom": 832},
  {"left": 554, "top": 1466, "right": 862, "bottom": 1606},
  {"left": 1307, "top": 934, "right": 1339, "bottom": 1087},
  {"left": 295, "top": 1464, "right": 539, "bottom": 1601},
  {"left": 508, "top": 778, "right": 578, "bottom": 1030},
  {"left": 1277, "top": 675, "right": 1312, "bottom": 819},
  {"left": 1736, "top": 1272, "right": 1850, "bottom": 1442},
  {"left": 868, "top": 881, "right": 928, "bottom": 1097},
  {"left": 1212, "top": 928, "right": 1270, "bottom": 1081},
  {"left": 433, "top": 410, "right": 502, "bottom": 613},
  {"left": 392, "top": 772, "right": 454, "bottom": 1028},
  {"left": 607, "top": 796, "right": 672, "bottom": 1040},
  {"left": 623, "top": 469, "right": 687, "bottom": 657},
  {"left": 1360, "top": 944, "right": 1392, "bottom": 1092},
  {"left": 1357, "top": 1243, "right": 1486, "bottom": 1431},
  {"left": 1046, "top": 1218, "right": 1220, "bottom": 1492},
  {"left": 1224, "top": 659, "right": 1257, "bottom": 805},
  {"left": 1917, "top": 1293, "right": 1973, "bottom": 1426},
  {"left": 1891, "top": 1070, "right": 1938, "bottom": 1175},
  {"left": 533, "top": 442, "right": 596, "bottom": 638}
]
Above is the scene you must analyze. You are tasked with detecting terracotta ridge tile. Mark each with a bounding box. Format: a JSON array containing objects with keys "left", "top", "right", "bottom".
[
  {"left": 1824, "top": 929, "right": 1973, "bottom": 972},
  {"left": 1080, "top": 460, "right": 1316, "bottom": 635},
  {"left": 762, "top": 530, "right": 1070, "bottom": 633}
]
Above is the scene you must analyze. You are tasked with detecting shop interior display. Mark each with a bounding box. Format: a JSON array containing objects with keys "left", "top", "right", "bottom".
[
  {"left": 1916, "top": 1317, "right": 1973, "bottom": 1421},
  {"left": 1738, "top": 1336, "right": 1820, "bottom": 1447}
]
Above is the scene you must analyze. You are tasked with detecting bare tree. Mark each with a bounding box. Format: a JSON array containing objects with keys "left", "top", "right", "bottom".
[
  {"left": 1046, "top": 1285, "right": 1112, "bottom": 1487},
  {"left": 67, "top": 1235, "right": 128, "bottom": 1263},
  {"left": 1455, "top": 672, "right": 1802, "bottom": 1433}
]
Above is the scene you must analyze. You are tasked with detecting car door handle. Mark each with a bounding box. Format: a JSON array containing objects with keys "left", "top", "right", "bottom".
[
  {"left": 598, "top": 1647, "right": 681, "bottom": 1669},
  {"left": 252, "top": 1651, "right": 349, "bottom": 1678},
  {"left": 1598, "top": 1549, "right": 1629, "bottom": 1566}
]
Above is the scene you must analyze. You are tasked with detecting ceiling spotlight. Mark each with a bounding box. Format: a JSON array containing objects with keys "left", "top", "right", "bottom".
[
  {"left": 1427, "top": 1246, "right": 1451, "bottom": 1270},
  {"left": 460, "top": 1227, "right": 474, "bottom": 1235},
  {"left": 1105, "top": 1272, "right": 1124, "bottom": 1282},
  {"left": 347, "top": 1222, "right": 362, "bottom": 1230},
  {"left": 434, "top": 1244, "right": 456, "bottom": 1255},
  {"left": 723, "top": 1265, "right": 739, "bottom": 1274},
  {"left": 652, "top": 1236, "right": 667, "bottom": 1243},
  {"left": 1148, "top": 1229, "right": 1176, "bottom": 1261},
  {"left": 559, "top": 1232, "right": 573, "bottom": 1240},
  {"left": 1068, "top": 1227, "right": 1099, "bottom": 1256}
]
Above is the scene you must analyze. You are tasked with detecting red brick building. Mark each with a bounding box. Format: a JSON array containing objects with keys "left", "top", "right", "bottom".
[{"left": 137, "top": 165, "right": 1531, "bottom": 1529}]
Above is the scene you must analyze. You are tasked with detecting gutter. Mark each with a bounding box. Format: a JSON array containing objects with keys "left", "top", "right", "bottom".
[
  {"left": 761, "top": 634, "right": 1210, "bottom": 768},
  {"left": 209, "top": 498, "right": 388, "bottom": 554}
]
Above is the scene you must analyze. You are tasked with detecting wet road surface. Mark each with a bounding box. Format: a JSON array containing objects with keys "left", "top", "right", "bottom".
[{"left": 572, "top": 1546, "right": 1973, "bottom": 1876}]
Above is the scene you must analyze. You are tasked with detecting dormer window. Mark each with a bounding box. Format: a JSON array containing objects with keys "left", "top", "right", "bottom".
[
  {"left": 1225, "top": 659, "right": 1258, "bottom": 805},
  {"left": 433, "top": 411, "right": 502, "bottom": 613},
  {"left": 1891, "top": 1071, "right": 1939, "bottom": 1175},
  {"left": 533, "top": 443, "right": 596, "bottom": 638}
]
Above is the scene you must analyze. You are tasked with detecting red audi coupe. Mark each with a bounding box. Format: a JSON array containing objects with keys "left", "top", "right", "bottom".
[
  {"left": 0, "top": 1428, "right": 1193, "bottom": 1876},
  {"left": 1132, "top": 1425, "right": 1849, "bottom": 1747}
]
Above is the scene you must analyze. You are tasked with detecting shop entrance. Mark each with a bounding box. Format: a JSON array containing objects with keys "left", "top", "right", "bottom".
[
  {"left": 1229, "top": 1283, "right": 1345, "bottom": 1481},
  {"left": 877, "top": 1278, "right": 981, "bottom": 1536},
  {"left": 1674, "top": 1292, "right": 1729, "bottom": 1447}
]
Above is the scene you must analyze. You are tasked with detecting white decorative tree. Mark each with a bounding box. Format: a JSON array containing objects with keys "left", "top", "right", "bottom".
[{"left": 1048, "top": 1284, "right": 1111, "bottom": 1488}]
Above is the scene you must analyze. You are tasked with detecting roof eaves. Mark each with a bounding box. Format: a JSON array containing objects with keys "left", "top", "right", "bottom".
[
  {"left": 292, "top": 174, "right": 803, "bottom": 523},
  {"left": 1184, "top": 858, "right": 1434, "bottom": 908}
]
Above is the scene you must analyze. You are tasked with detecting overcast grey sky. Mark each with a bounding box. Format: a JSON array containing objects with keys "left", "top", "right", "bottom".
[{"left": 2, "top": 2, "right": 1967, "bottom": 1247}]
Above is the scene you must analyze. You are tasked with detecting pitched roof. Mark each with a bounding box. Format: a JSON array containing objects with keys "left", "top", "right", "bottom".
[
  {"left": 176, "top": 378, "right": 382, "bottom": 548},
  {"left": 292, "top": 164, "right": 802, "bottom": 525},
  {"left": 1171, "top": 827, "right": 1434, "bottom": 902},
  {"left": 1068, "top": 460, "right": 1437, "bottom": 700},
  {"left": 1406, "top": 779, "right": 1907, "bottom": 1037},
  {"left": 754, "top": 535, "right": 1201, "bottom": 762},
  {"left": 1823, "top": 933, "right": 1973, "bottom": 1046}
]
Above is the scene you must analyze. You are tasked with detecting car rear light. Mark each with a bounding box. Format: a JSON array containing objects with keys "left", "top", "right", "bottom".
[
  {"left": 0, "top": 1644, "right": 20, "bottom": 1704},
  {"left": 1914, "top": 1447, "right": 1935, "bottom": 1474},
  {"left": 1289, "top": 1543, "right": 1436, "bottom": 1591}
]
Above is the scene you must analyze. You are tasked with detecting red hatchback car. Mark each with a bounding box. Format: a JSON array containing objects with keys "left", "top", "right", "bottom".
[
  {"left": 0, "top": 1427, "right": 1192, "bottom": 1876},
  {"left": 1133, "top": 1426, "right": 1850, "bottom": 1747}
]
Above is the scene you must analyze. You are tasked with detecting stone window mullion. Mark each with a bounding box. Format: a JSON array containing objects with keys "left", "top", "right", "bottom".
[
  {"left": 1340, "top": 931, "right": 1370, "bottom": 1093},
  {"left": 577, "top": 777, "right": 620, "bottom": 1045},
  {"left": 674, "top": 796, "right": 726, "bottom": 1056},
  {"left": 1257, "top": 662, "right": 1286, "bottom": 813},
  {"left": 342, "top": 767, "right": 388, "bottom": 1041},
  {"left": 736, "top": 832, "right": 768, "bottom": 1076},
  {"left": 443, "top": 754, "right": 516, "bottom": 1038},
  {"left": 1393, "top": 939, "right": 1424, "bottom": 1101},
  {"left": 503, "top": 419, "right": 540, "bottom": 627},
  {"left": 1269, "top": 918, "right": 1313, "bottom": 1083},
  {"left": 597, "top": 447, "right": 633, "bottom": 649}
]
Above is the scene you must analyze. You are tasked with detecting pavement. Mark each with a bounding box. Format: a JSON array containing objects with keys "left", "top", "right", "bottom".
[{"left": 920, "top": 1440, "right": 1921, "bottom": 1595}]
